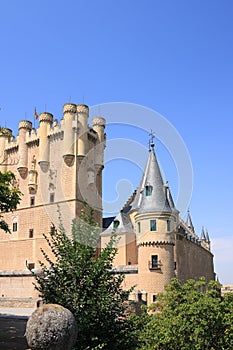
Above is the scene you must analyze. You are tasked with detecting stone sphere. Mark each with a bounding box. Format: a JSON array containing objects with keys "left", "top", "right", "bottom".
[{"left": 25, "top": 304, "right": 77, "bottom": 350}]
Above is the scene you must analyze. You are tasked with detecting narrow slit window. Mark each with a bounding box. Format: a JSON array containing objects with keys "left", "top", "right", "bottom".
[
  {"left": 167, "top": 220, "right": 171, "bottom": 232},
  {"left": 13, "top": 222, "right": 18, "bottom": 232},
  {"left": 50, "top": 193, "right": 55, "bottom": 203},
  {"left": 29, "top": 229, "right": 34, "bottom": 238},
  {"left": 138, "top": 222, "right": 141, "bottom": 233},
  {"left": 30, "top": 196, "right": 35, "bottom": 206}
]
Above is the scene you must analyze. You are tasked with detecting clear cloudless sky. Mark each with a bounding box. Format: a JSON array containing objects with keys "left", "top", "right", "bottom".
[{"left": 0, "top": 0, "right": 233, "bottom": 284}]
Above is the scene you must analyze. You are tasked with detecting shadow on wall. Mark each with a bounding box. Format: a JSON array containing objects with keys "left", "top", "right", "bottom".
[{"left": 0, "top": 316, "right": 29, "bottom": 350}]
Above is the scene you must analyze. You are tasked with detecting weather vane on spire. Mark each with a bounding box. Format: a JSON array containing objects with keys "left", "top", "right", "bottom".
[{"left": 149, "top": 130, "right": 155, "bottom": 150}]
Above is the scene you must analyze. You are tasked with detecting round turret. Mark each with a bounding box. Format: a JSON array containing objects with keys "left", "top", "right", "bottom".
[
  {"left": 18, "top": 120, "right": 32, "bottom": 130},
  {"left": 0, "top": 128, "right": 12, "bottom": 171},
  {"left": 39, "top": 112, "right": 53, "bottom": 124},
  {"left": 38, "top": 113, "right": 53, "bottom": 170},
  {"left": 76, "top": 104, "right": 89, "bottom": 116},
  {"left": 0, "top": 128, "right": 12, "bottom": 136},
  {"left": 62, "top": 103, "right": 76, "bottom": 166},
  {"left": 92, "top": 117, "right": 106, "bottom": 132},
  {"left": 17, "top": 120, "right": 32, "bottom": 177},
  {"left": 77, "top": 104, "right": 89, "bottom": 157},
  {"left": 63, "top": 103, "right": 77, "bottom": 116},
  {"left": 92, "top": 117, "right": 106, "bottom": 168}
]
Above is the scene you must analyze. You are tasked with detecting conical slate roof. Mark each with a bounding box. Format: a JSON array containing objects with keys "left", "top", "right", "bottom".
[
  {"left": 201, "top": 226, "right": 206, "bottom": 240},
  {"left": 131, "top": 145, "right": 172, "bottom": 214},
  {"left": 186, "top": 210, "right": 195, "bottom": 232}
]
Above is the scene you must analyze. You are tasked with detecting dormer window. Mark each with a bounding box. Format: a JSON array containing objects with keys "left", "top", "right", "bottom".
[
  {"left": 146, "top": 185, "right": 153, "bottom": 196},
  {"left": 113, "top": 220, "right": 120, "bottom": 229}
]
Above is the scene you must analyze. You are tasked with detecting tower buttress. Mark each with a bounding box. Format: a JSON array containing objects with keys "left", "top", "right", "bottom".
[
  {"left": 92, "top": 117, "right": 106, "bottom": 169},
  {"left": 17, "top": 121, "right": 32, "bottom": 177},
  {"left": 63, "top": 103, "right": 76, "bottom": 166},
  {"left": 0, "top": 128, "right": 12, "bottom": 172},
  {"left": 77, "top": 104, "right": 89, "bottom": 157},
  {"left": 38, "top": 112, "right": 53, "bottom": 170}
]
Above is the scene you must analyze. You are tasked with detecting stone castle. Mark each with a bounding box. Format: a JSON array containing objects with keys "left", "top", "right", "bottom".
[{"left": 0, "top": 102, "right": 215, "bottom": 306}]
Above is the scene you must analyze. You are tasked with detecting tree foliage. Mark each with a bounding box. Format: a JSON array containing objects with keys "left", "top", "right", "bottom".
[
  {"left": 0, "top": 171, "right": 21, "bottom": 233},
  {"left": 33, "top": 204, "right": 135, "bottom": 350},
  {"left": 137, "top": 278, "right": 233, "bottom": 350}
]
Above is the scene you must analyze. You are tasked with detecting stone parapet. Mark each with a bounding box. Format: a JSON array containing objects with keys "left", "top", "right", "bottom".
[
  {"left": 63, "top": 103, "right": 77, "bottom": 115},
  {"left": 18, "top": 120, "right": 32, "bottom": 130},
  {"left": 92, "top": 117, "right": 106, "bottom": 127},
  {"left": 39, "top": 112, "right": 53, "bottom": 124},
  {"left": 77, "top": 103, "right": 89, "bottom": 115}
]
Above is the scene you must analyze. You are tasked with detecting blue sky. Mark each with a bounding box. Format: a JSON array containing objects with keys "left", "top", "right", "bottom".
[{"left": 0, "top": 0, "right": 233, "bottom": 284}]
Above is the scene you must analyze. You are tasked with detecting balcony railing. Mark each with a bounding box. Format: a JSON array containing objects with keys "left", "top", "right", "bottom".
[{"left": 148, "top": 261, "right": 162, "bottom": 270}]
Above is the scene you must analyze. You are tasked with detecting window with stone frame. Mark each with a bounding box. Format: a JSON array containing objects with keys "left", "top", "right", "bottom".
[{"left": 150, "top": 219, "right": 157, "bottom": 231}]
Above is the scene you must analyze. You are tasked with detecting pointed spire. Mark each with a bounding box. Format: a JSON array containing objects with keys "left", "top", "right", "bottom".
[
  {"left": 201, "top": 226, "right": 206, "bottom": 241},
  {"left": 131, "top": 145, "right": 172, "bottom": 214},
  {"left": 186, "top": 210, "right": 195, "bottom": 232},
  {"left": 205, "top": 229, "right": 210, "bottom": 243}
]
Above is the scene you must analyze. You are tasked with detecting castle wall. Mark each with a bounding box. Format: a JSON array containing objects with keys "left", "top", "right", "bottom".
[
  {"left": 0, "top": 275, "right": 38, "bottom": 299},
  {"left": 175, "top": 234, "right": 215, "bottom": 283},
  {"left": 0, "top": 103, "right": 106, "bottom": 300}
]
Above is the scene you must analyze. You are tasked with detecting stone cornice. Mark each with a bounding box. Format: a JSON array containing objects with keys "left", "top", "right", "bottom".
[{"left": 138, "top": 241, "right": 175, "bottom": 247}]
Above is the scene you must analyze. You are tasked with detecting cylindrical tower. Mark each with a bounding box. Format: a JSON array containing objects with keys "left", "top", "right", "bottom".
[
  {"left": 38, "top": 112, "right": 53, "bottom": 170},
  {"left": 62, "top": 103, "right": 76, "bottom": 166},
  {"left": 0, "top": 128, "right": 12, "bottom": 172},
  {"left": 17, "top": 121, "right": 32, "bottom": 177},
  {"left": 92, "top": 117, "right": 106, "bottom": 207},
  {"left": 136, "top": 212, "right": 175, "bottom": 304},
  {"left": 77, "top": 104, "right": 89, "bottom": 157},
  {"left": 92, "top": 117, "right": 106, "bottom": 168}
]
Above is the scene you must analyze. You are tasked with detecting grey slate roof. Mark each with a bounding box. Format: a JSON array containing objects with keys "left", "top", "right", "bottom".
[
  {"left": 186, "top": 211, "right": 195, "bottom": 232},
  {"left": 101, "top": 211, "right": 134, "bottom": 234},
  {"left": 130, "top": 146, "right": 172, "bottom": 214}
]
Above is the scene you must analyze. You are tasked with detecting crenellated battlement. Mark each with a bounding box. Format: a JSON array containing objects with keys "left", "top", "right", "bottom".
[{"left": 0, "top": 102, "right": 106, "bottom": 171}]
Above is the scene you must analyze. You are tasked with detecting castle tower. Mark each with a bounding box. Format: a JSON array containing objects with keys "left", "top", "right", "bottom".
[
  {"left": 0, "top": 128, "right": 12, "bottom": 172},
  {"left": 77, "top": 104, "right": 89, "bottom": 157},
  {"left": 130, "top": 143, "right": 176, "bottom": 303},
  {"left": 92, "top": 117, "right": 106, "bottom": 200},
  {"left": 38, "top": 112, "right": 53, "bottom": 170},
  {"left": 17, "top": 121, "right": 32, "bottom": 177},
  {"left": 0, "top": 102, "right": 106, "bottom": 303},
  {"left": 62, "top": 103, "right": 76, "bottom": 165}
]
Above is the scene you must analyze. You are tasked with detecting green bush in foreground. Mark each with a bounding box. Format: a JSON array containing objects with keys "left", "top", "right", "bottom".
[
  {"left": 0, "top": 170, "right": 21, "bottom": 233},
  {"left": 33, "top": 204, "right": 136, "bottom": 350},
  {"left": 137, "top": 278, "right": 233, "bottom": 350}
]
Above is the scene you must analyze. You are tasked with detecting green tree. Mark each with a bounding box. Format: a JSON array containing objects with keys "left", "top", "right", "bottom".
[
  {"left": 0, "top": 171, "right": 21, "bottom": 233},
  {"left": 137, "top": 278, "right": 233, "bottom": 350},
  {"left": 33, "top": 204, "right": 135, "bottom": 350}
]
